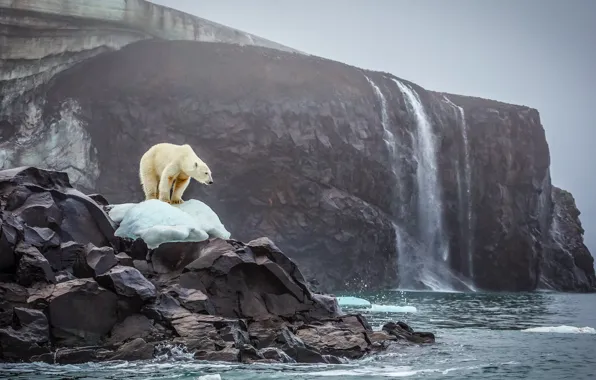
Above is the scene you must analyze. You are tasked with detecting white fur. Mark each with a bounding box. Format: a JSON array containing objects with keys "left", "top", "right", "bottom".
[{"left": 139, "top": 143, "right": 213, "bottom": 204}]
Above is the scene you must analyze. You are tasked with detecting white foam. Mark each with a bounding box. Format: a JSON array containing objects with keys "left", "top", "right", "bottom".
[
  {"left": 521, "top": 325, "right": 596, "bottom": 334},
  {"left": 110, "top": 199, "right": 230, "bottom": 249},
  {"left": 370, "top": 304, "right": 417, "bottom": 313},
  {"left": 197, "top": 375, "right": 222, "bottom": 380}
]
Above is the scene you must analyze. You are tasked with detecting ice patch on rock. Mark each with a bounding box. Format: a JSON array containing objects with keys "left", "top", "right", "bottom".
[{"left": 109, "top": 199, "right": 231, "bottom": 249}]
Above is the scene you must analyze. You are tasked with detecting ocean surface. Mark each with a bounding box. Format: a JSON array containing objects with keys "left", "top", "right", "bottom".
[{"left": 1, "top": 291, "right": 595, "bottom": 380}]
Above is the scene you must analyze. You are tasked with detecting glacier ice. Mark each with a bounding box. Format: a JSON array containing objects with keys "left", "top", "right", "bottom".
[{"left": 109, "top": 199, "right": 231, "bottom": 249}]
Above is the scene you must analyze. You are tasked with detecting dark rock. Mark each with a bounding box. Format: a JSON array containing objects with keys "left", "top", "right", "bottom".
[
  {"left": 181, "top": 239, "right": 337, "bottom": 320},
  {"left": 150, "top": 241, "right": 209, "bottom": 273},
  {"left": 0, "top": 167, "right": 116, "bottom": 250},
  {"left": 238, "top": 343, "right": 264, "bottom": 363},
  {"left": 540, "top": 187, "right": 596, "bottom": 291},
  {"left": 22, "top": 225, "right": 60, "bottom": 250},
  {"left": 108, "top": 338, "right": 154, "bottom": 361},
  {"left": 55, "top": 270, "right": 77, "bottom": 283},
  {"left": 73, "top": 243, "right": 118, "bottom": 279},
  {"left": 166, "top": 284, "right": 214, "bottom": 314},
  {"left": 382, "top": 321, "right": 435, "bottom": 344},
  {"left": 96, "top": 266, "right": 156, "bottom": 302},
  {"left": 44, "top": 241, "right": 85, "bottom": 272},
  {"left": 88, "top": 194, "right": 110, "bottom": 206},
  {"left": 115, "top": 252, "right": 134, "bottom": 267},
  {"left": 0, "top": 307, "right": 50, "bottom": 360},
  {"left": 194, "top": 343, "right": 239, "bottom": 362},
  {"left": 133, "top": 259, "right": 154, "bottom": 276},
  {"left": 48, "top": 279, "right": 118, "bottom": 346},
  {"left": 107, "top": 314, "right": 159, "bottom": 345},
  {"left": 276, "top": 326, "right": 328, "bottom": 363},
  {"left": 54, "top": 347, "right": 112, "bottom": 364},
  {"left": 258, "top": 347, "right": 295, "bottom": 363},
  {"left": 15, "top": 243, "right": 56, "bottom": 286}
]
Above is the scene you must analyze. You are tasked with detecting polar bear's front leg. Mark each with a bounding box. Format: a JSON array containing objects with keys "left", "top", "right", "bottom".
[
  {"left": 171, "top": 177, "right": 190, "bottom": 204},
  {"left": 158, "top": 165, "right": 178, "bottom": 204}
]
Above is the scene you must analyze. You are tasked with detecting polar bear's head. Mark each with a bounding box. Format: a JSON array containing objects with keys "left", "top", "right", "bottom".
[{"left": 187, "top": 159, "right": 213, "bottom": 185}]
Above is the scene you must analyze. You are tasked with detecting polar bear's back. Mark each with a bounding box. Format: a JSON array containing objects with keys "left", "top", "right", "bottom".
[{"left": 140, "top": 143, "right": 195, "bottom": 175}]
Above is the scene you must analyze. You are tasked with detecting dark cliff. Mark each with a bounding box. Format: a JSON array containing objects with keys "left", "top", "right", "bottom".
[{"left": 1, "top": 2, "right": 594, "bottom": 293}]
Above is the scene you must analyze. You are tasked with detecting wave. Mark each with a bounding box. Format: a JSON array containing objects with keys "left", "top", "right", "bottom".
[{"left": 521, "top": 325, "right": 596, "bottom": 334}]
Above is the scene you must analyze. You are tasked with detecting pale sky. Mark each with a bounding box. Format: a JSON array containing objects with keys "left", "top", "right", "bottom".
[{"left": 149, "top": 0, "right": 596, "bottom": 253}]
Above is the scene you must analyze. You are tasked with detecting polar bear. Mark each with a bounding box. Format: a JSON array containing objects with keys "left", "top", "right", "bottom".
[{"left": 139, "top": 143, "right": 213, "bottom": 204}]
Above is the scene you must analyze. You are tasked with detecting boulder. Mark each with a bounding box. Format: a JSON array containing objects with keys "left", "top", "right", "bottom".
[
  {"left": 96, "top": 266, "right": 156, "bottom": 302},
  {"left": 47, "top": 279, "right": 118, "bottom": 346},
  {"left": 0, "top": 307, "right": 50, "bottom": 360},
  {"left": 15, "top": 243, "right": 56, "bottom": 286},
  {"left": 108, "top": 338, "right": 154, "bottom": 361},
  {"left": 73, "top": 244, "right": 118, "bottom": 279}
]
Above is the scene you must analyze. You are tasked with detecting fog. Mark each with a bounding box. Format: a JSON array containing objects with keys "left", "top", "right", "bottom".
[{"left": 150, "top": 0, "right": 596, "bottom": 253}]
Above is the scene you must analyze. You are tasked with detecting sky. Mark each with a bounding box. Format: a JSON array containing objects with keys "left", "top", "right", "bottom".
[{"left": 150, "top": 0, "right": 596, "bottom": 253}]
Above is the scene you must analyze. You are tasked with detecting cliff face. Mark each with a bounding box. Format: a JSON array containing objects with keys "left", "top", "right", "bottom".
[{"left": 1, "top": 2, "right": 594, "bottom": 292}]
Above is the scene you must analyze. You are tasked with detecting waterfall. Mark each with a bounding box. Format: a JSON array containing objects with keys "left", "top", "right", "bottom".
[
  {"left": 392, "top": 79, "right": 454, "bottom": 290},
  {"left": 364, "top": 74, "right": 411, "bottom": 284},
  {"left": 443, "top": 96, "right": 474, "bottom": 282}
]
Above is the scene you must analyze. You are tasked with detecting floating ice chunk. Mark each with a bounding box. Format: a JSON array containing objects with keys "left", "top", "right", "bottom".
[
  {"left": 370, "top": 304, "right": 417, "bottom": 313},
  {"left": 336, "top": 296, "right": 372, "bottom": 308},
  {"left": 110, "top": 199, "right": 230, "bottom": 249},
  {"left": 521, "top": 325, "right": 596, "bottom": 334}
]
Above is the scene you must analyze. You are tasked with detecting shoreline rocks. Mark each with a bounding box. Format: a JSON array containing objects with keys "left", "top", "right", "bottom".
[{"left": 0, "top": 167, "right": 434, "bottom": 364}]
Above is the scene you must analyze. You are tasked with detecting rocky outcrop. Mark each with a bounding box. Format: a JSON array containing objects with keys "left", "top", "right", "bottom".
[
  {"left": 1, "top": 1, "right": 593, "bottom": 293},
  {"left": 0, "top": 167, "right": 434, "bottom": 363},
  {"left": 539, "top": 187, "right": 596, "bottom": 291}
]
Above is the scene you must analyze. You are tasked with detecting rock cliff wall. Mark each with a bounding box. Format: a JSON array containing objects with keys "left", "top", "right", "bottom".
[{"left": 1, "top": 1, "right": 593, "bottom": 292}]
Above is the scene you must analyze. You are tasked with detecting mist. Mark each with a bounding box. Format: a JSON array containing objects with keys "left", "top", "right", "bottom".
[{"left": 150, "top": 0, "right": 596, "bottom": 253}]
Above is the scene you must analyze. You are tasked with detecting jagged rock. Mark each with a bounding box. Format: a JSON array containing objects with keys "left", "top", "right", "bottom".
[
  {"left": 54, "top": 347, "right": 113, "bottom": 364},
  {"left": 150, "top": 241, "right": 209, "bottom": 274},
  {"left": 258, "top": 347, "right": 295, "bottom": 363},
  {"left": 180, "top": 238, "right": 338, "bottom": 320},
  {"left": 115, "top": 252, "right": 134, "bottom": 267},
  {"left": 276, "top": 326, "right": 329, "bottom": 363},
  {"left": 48, "top": 279, "right": 118, "bottom": 346},
  {"left": 0, "top": 166, "right": 435, "bottom": 363},
  {"left": 382, "top": 321, "right": 435, "bottom": 344},
  {"left": 44, "top": 241, "right": 85, "bottom": 272},
  {"left": 15, "top": 243, "right": 56, "bottom": 287},
  {"left": 108, "top": 338, "right": 154, "bottom": 361},
  {"left": 165, "top": 284, "right": 214, "bottom": 314},
  {"left": 96, "top": 266, "right": 156, "bottom": 302},
  {"left": 0, "top": 307, "right": 50, "bottom": 360},
  {"left": 107, "top": 314, "right": 159, "bottom": 345},
  {"left": 194, "top": 343, "right": 239, "bottom": 362},
  {"left": 73, "top": 244, "right": 118, "bottom": 278}
]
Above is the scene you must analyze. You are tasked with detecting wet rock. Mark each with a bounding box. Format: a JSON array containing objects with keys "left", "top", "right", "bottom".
[
  {"left": 48, "top": 279, "right": 118, "bottom": 346},
  {"left": 107, "top": 314, "right": 159, "bottom": 345},
  {"left": 54, "top": 347, "right": 112, "bottom": 364},
  {"left": 276, "top": 327, "right": 328, "bottom": 363},
  {"left": 382, "top": 321, "right": 435, "bottom": 344},
  {"left": 15, "top": 243, "right": 56, "bottom": 286},
  {"left": 96, "top": 266, "right": 156, "bottom": 302},
  {"left": 194, "top": 343, "right": 239, "bottom": 362},
  {"left": 0, "top": 307, "right": 50, "bottom": 360},
  {"left": 258, "top": 347, "right": 295, "bottom": 363},
  {"left": 108, "top": 338, "right": 154, "bottom": 361}
]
